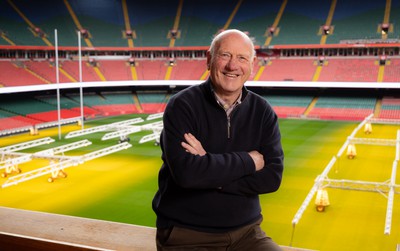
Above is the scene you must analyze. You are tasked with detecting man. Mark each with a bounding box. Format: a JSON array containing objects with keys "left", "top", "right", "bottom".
[{"left": 152, "top": 29, "right": 284, "bottom": 250}]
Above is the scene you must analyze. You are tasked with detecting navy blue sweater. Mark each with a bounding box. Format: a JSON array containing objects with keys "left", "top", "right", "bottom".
[{"left": 152, "top": 79, "right": 284, "bottom": 232}]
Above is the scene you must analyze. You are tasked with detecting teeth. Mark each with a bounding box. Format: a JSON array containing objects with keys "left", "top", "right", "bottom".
[{"left": 225, "top": 73, "right": 237, "bottom": 77}]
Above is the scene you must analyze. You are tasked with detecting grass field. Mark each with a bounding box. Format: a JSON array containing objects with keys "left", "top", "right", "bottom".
[{"left": 1, "top": 114, "right": 399, "bottom": 251}]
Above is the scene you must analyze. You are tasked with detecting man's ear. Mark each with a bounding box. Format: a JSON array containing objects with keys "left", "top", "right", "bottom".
[
  {"left": 250, "top": 56, "right": 257, "bottom": 75},
  {"left": 206, "top": 50, "right": 211, "bottom": 70}
]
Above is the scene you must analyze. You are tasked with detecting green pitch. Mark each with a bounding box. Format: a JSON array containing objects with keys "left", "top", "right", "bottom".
[{"left": 1, "top": 115, "right": 399, "bottom": 251}]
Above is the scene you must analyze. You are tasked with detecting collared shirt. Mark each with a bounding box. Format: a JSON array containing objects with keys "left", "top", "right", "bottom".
[{"left": 214, "top": 91, "right": 242, "bottom": 116}]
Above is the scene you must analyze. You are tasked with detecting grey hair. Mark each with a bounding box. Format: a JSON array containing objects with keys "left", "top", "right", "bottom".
[{"left": 209, "top": 29, "right": 256, "bottom": 59}]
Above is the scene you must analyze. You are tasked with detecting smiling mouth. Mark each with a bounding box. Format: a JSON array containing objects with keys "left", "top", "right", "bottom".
[{"left": 224, "top": 73, "right": 239, "bottom": 78}]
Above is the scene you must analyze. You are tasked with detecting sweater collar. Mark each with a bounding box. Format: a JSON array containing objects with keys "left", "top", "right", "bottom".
[{"left": 204, "top": 78, "right": 248, "bottom": 104}]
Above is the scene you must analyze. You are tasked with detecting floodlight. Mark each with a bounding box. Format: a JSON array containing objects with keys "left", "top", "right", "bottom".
[
  {"left": 147, "top": 112, "right": 164, "bottom": 120},
  {"left": 139, "top": 133, "right": 161, "bottom": 144},
  {"left": 101, "top": 126, "right": 141, "bottom": 141},
  {"left": 0, "top": 137, "right": 55, "bottom": 153},
  {"left": 65, "top": 118, "right": 144, "bottom": 139}
]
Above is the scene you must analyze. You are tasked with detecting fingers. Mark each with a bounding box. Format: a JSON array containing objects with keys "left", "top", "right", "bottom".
[
  {"left": 181, "top": 141, "right": 196, "bottom": 154},
  {"left": 248, "top": 150, "right": 265, "bottom": 171},
  {"left": 181, "top": 134, "right": 198, "bottom": 155},
  {"left": 184, "top": 133, "right": 198, "bottom": 147},
  {"left": 181, "top": 133, "right": 206, "bottom": 156}
]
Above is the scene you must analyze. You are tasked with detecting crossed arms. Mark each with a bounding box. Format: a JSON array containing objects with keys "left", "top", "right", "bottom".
[{"left": 182, "top": 132, "right": 265, "bottom": 172}]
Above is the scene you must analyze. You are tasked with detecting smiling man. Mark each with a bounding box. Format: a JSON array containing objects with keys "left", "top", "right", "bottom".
[{"left": 152, "top": 29, "right": 284, "bottom": 251}]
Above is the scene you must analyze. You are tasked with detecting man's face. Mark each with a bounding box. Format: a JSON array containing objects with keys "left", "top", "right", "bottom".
[{"left": 207, "top": 33, "right": 255, "bottom": 96}]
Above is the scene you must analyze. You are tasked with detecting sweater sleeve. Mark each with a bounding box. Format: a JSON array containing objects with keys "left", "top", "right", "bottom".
[
  {"left": 162, "top": 92, "right": 256, "bottom": 190},
  {"left": 220, "top": 108, "right": 284, "bottom": 196}
]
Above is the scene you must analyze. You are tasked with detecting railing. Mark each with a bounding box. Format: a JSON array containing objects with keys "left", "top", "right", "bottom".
[
  {"left": 0, "top": 206, "right": 156, "bottom": 251},
  {"left": 0, "top": 206, "right": 316, "bottom": 251}
]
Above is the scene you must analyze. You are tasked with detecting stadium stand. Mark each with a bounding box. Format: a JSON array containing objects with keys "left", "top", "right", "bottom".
[
  {"left": 135, "top": 60, "right": 168, "bottom": 80},
  {"left": 24, "top": 60, "right": 71, "bottom": 84},
  {"left": 0, "top": 61, "right": 47, "bottom": 86},
  {"left": 0, "top": 0, "right": 48, "bottom": 46},
  {"left": 67, "top": 1, "right": 126, "bottom": 47},
  {"left": 66, "top": 92, "right": 107, "bottom": 112},
  {"left": 37, "top": 95, "right": 80, "bottom": 109},
  {"left": 28, "top": 109, "right": 80, "bottom": 122},
  {"left": 268, "top": 0, "right": 331, "bottom": 45},
  {"left": 379, "top": 96, "right": 400, "bottom": 119},
  {"left": 0, "top": 116, "right": 39, "bottom": 130},
  {"left": 168, "top": 59, "right": 207, "bottom": 80},
  {"left": 318, "top": 58, "right": 380, "bottom": 82},
  {"left": 0, "top": 96, "right": 57, "bottom": 115},
  {"left": 169, "top": 0, "right": 239, "bottom": 47},
  {"left": 257, "top": 58, "right": 317, "bottom": 81},
  {"left": 263, "top": 94, "right": 314, "bottom": 118},
  {"left": 0, "top": 103, "right": 39, "bottom": 129},
  {"left": 0, "top": 0, "right": 398, "bottom": 125},
  {"left": 0, "top": 1, "right": 400, "bottom": 250},
  {"left": 326, "top": 0, "right": 387, "bottom": 44},
  {"left": 383, "top": 58, "right": 400, "bottom": 82},
  {"left": 95, "top": 91, "right": 139, "bottom": 116},
  {"left": 125, "top": 1, "right": 179, "bottom": 47},
  {"left": 227, "top": 0, "right": 281, "bottom": 46},
  {"left": 136, "top": 90, "right": 168, "bottom": 114},
  {"left": 307, "top": 95, "right": 376, "bottom": 120},
  {"left": 0, "top": 94, "right": 81, "bottom": 123},
  {"left": 98, "top": 60, "right": 132, "bottom": 81},
  {"left": 60, "top": 60, "right": 101, "bottom": 82}
]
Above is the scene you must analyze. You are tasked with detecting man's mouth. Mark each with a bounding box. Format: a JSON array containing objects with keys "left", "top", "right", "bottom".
[{"left": 224, "top": 73, "right": 239, "bottom": 78}]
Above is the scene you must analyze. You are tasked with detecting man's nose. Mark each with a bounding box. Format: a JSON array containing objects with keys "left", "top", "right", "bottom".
[{"left": 225, "top": 57, "right": 239, "bottom": 70}]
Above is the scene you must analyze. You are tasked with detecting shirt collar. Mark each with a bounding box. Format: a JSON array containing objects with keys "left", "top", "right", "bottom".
[
  {"left": 214, "top": 91, "right": 242, "bottom": 110},
  {"left": 207, "top": 79, "right": 244, "bottom": 112}
]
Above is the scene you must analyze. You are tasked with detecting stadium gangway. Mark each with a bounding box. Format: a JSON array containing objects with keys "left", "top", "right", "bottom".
[
  {"left": 1, "top": 142, "right": 132, "bottom": 188},
  {"left": 65, "top": 117, "right": 144, "bottom": 139}
]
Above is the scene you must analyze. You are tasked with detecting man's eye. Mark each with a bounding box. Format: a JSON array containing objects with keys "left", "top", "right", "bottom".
[
  {"left": 219, "top": 53, "right": 231, "bottom": 59},
  {"left": 238, "top": 57, "right": 248, "bottom": 62}
]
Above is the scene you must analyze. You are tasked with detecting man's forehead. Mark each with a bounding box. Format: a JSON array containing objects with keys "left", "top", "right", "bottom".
[
  {"left": 217, "top": 45, "right": 252, "bottom": 57},
  {"left": 217, "top": 35, "right": 252, "bottom": 53}
]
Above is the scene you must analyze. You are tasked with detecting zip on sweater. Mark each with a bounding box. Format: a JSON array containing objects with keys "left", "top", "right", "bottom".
[
  {"left": 225, "top": 104, "right": 241, "bottom": 139},
  {"left": 227, "top": 115, "right": 231, "bottom": 138},
  {"left": 213, "top": 90, "right": 243, "bottom": 139}
]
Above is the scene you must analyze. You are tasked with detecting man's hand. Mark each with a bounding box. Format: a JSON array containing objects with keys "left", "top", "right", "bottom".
[
  {"left": 181, "top": 133, "right": 206, "bottom": 156},
  {"left": 248, "top": 150, "right": 264, "bottom": 171}
]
